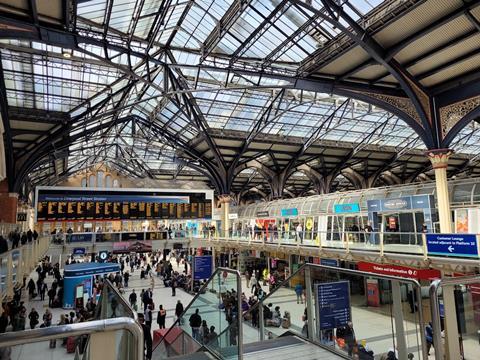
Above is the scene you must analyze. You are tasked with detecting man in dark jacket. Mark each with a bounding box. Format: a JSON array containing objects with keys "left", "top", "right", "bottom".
[
  {"left": 0, "top": 236, "right": 8, "bottom": 254},
  {"left": 27, "top": 229, "right": 33, "bottom": 243},
  {"left": 138, "top": 314, "right": 152, "bottom": 360},
  {"left": 175, "top": 300, "right": 184, "bottom": 324},
  {"left": 189, "top": 309, "right": 202, "bottom": 341}
]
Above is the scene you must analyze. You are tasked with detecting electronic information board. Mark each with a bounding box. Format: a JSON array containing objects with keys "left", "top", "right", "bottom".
[{"left": 35, "top": 187, "right": 214, "bottom": 222}]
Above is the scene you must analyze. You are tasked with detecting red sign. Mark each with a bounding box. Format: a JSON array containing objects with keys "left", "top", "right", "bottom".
[
  {"left": 388, "top": 216, "right": 397, "bottom": 230},
  {"left": 357, "top": 261, "right": 441, "bottom": 280}
]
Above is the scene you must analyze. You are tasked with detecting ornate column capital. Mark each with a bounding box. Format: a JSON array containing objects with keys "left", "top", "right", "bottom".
[
  {"left": 217, "top": 194, "right": 232, "bottom": 204},
  {"left": 425, "top": 149, "right": 453, "bottom": 169}
]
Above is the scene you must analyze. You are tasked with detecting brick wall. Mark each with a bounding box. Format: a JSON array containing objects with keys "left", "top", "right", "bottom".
[{"left": 0, "top": 179, "right": 17, "bottom": 223}]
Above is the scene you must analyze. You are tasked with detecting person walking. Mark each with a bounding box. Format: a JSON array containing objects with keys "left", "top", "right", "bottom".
[
  {"left": 175, "top": 300, "right": 184, "bottom": 325},
  {"left": 245, "top": 270, "right": 251, "bottom": 289},
  {"left": 28, "top": 308, "right": 39, "bottom": 329},
  {"left": 189, "top": 309, "right": 202, "bottom": 341},
  {"left": 138, "top": 314, "right": 152, "bottom": 360},
  {"left": 129, "top": 289, "right": 137, "bottom": 311},
  {"left": 40, "top": 282, "right": 48, "bottom": 301},
  {"left": 144, "top": 304, "right": 153, "bottom": 330},
  {"left": 171, "top": 277, "right": 177, "bottom": 297},
  {"left": 295, "top": 283, "right": 304, "bottom": 304},
  {"left": 157, "top": 305, "right": 166, "bottom": 329},
  {"left": 425, "top": 322, "right": 434, "bottom": 355},
  {"left": 27, "top": 278, "right": 36, "bottom": 300}
]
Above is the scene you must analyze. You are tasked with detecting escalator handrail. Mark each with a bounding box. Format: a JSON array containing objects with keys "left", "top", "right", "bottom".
[
  {"left": 0, "top": 317, "right": 144, "bottom": 359},
  {"left": 152, "top": 267, "right": 242, "bottom": 355}
]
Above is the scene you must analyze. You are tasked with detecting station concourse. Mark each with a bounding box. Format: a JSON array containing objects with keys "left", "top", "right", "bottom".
[{"left": 0, "top": 0, "right": 480, "bottom": 359}]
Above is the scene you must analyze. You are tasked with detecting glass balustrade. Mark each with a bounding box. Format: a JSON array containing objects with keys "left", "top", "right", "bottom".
[
  {"left": 430, "top": 276, "right": 480, "bottom": 360},
  {"left": 152, "top": 267, "right": 242, "bottom": 360},
  {"left": 234, "top": 263, "right": 426, "bottom": 360}
]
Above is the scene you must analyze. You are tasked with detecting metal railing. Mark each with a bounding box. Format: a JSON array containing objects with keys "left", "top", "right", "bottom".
[
  {"left": 202, "top": 230, "right": 480, "bottom": 264},
  {"left": 152, "top": 267, "right": 243, "bottom": 359},
  {"left": 0, "top": 317, "right": 144, "bottom": 359},
  {"left": 429, "top": 275, "right": 480, "bottom": 360}
]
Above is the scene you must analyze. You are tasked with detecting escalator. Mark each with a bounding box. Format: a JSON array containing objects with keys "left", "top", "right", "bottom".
[
  {"left": 151, "top": 266, "right": 348, "bottom": 360},
  {"left": 154, "top": 262, "right": 427, "bottom": 359}
]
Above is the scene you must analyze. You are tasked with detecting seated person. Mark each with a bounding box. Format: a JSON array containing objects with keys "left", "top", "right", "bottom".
[
  {"left": 281, "top": 311, "right": 291, "bottom": 328},
  {"left": 266, "top": 306, "right": 281, "bottom": 327}
]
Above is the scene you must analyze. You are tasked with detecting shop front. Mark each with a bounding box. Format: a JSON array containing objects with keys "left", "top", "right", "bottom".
[{"left": 367, "top": 195, "right": 435, "bottom": 245}]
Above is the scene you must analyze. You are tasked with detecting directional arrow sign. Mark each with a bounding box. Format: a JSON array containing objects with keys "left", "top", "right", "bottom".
[{"left": 426, "top": 234, "right": 478, "bottom": 258}]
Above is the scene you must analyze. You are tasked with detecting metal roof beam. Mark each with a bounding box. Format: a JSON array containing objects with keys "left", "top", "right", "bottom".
[
  {"left": 295, "top": 0, "right": 435, "bottom": 147},
  {"left": 201, "top": 0, "right": 252, "bottom": 61},
  {"left": 229, "top": 0, "right": 290, "bottom": 66}
]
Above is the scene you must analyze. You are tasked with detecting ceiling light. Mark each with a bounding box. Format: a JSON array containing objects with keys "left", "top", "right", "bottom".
[{"left": 62, "top": 49, "right": 72, "bottom": 59}]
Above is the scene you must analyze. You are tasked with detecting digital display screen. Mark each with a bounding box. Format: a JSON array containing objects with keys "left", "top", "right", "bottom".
[{"left": 36, "top": 188, "right": 213, "bottom": 222}]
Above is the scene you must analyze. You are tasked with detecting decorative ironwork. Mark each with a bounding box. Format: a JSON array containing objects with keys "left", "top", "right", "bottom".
[
  {"left": 407, "top": 78, "right": 431, "bottom": 124},
  {"left": 363, "top": 92, "right": 421, "bottom": 125},
  {"left": 439, "top": 95, "right": 480, "bottom": 137}
]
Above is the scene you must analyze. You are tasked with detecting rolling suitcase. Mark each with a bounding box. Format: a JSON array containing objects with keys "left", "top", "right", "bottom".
[{"left": 66, "top": 336, "right": 76, "bottom": 353}]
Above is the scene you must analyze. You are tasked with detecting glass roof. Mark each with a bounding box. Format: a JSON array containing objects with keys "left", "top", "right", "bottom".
[{"left": 3, "top": 0, "right": 480, "bottom": 194}]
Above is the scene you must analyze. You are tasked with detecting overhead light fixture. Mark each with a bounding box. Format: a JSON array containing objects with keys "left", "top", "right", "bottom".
[{"left": 62, "top": 49, "right": 72, "bottom": 59}]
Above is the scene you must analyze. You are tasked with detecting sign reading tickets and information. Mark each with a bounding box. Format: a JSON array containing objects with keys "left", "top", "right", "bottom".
[
  {"left": 316, "top": 281, "right": 351, "bottom": 330},
  {"left": 193, "top": 255, "right": 213, "bottom": 281},
  {"left": 35, "top": 186, "right": 213, "bottom": 222},
  {"left": 426, "top": 234, "right": 479, "bottom": 258}
]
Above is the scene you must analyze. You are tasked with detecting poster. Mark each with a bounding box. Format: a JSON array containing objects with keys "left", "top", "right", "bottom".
[
  {"left": 366, "top": 279, "right": 380, "bottom": 307},
  {"left": 456, "top": 209, "right": 468, "bottom": 233}
]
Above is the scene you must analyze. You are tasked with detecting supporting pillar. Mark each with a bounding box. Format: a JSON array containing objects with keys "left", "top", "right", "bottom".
[
  {"left": 6, "top": 253, "right": 13, "bottom": 299},
  {"left": 392, "top": 280, "right": 407, "bottom": 359},
  {"left": 16, "top": 248, "right": 24, "bottom": 286},
  {"left": 426, "top": 149, "right": 453, "bottom": 233},
  {"left": 218, "top": 195, "right": 231, "bottom": 238},
  {"left": 442, "top": 284, "right": 461, "bottom": 359}
]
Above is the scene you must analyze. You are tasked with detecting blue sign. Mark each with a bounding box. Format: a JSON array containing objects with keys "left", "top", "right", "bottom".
[
  {"left": 426, "top": 234, "right": 478, "bottom": 258},
  {"left": 69, "top": 233, "right": 93, "bottom": 243},
  {"left": 320, "top": 258, "right": 339, "bottom": 267},
  {"left": 64, "top": 262, "right": 120, "bottom": 277},
  {"left": 333, "top": 203, "right": 360, "bottom": 214},
  {"left": 194, "top": 255, "right": 213, "bottom": 281},
  {"left": 367, "top": 195, "right": 433, "bottom": 213},
  {"left": 281, "top": 208, "right": 298, "bottom": 217},
  {"left": 316, "top": 281, "right": 351, "bottom": 330},
  {"left": 73, "top": 248, "right": 86, "bottom": 256}
]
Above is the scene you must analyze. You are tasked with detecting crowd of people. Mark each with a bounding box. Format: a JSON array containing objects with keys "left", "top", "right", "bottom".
[{"left": 0, "top": 228, "right": 38, "bottom": 254}]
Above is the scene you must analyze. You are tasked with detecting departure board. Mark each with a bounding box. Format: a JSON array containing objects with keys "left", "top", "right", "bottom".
[{"left": 35, "top": 187, "right": 214, "bottom": 222}]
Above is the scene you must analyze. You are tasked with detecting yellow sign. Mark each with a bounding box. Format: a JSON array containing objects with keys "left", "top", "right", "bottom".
[{"left": 306, "top": 217, "right": 314, "bottom": 230}]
